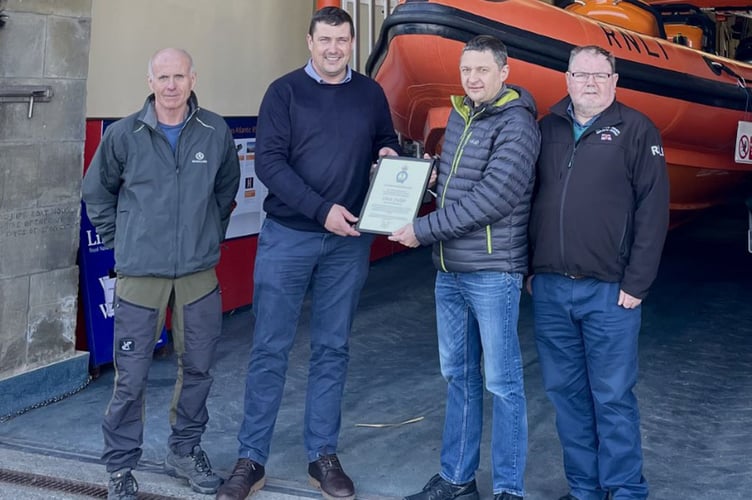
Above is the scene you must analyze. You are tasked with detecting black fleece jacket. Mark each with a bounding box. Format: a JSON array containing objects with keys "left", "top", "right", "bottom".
[{"left": 529, "top": 97, "right": 669, "bottom": 299}]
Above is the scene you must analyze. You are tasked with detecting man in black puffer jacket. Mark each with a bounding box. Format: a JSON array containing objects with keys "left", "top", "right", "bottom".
[{"left": 391, "top": 35, "right": 540, "bottom": 500}]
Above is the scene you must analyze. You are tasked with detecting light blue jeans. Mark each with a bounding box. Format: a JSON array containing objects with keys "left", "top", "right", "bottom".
[{"left": 435, "top": 270, "right": 527, "bottom": 497}]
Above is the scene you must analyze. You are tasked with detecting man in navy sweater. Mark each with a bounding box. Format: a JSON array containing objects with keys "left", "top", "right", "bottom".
[{"left": 216, "top": 7, "right": 400, "bottom": 500}]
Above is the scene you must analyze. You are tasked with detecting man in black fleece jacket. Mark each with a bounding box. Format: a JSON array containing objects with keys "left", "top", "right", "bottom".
[{"left": 528, "top": 45, "right": 669, "bottom": 500}]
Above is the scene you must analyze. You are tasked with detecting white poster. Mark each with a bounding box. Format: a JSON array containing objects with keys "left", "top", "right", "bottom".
[{"left": 226, "top": 138, "right": 268, "bottom": 239}]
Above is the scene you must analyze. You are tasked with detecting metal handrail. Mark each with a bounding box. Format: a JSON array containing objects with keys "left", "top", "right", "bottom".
[{"left": 0, "top": 85, "right": 53, "bottom": 118}]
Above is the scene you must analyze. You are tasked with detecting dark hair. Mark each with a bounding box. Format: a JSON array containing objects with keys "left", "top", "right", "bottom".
[
  {"left": 569, "top": 45, "right": 616, "bottom": 73},
  {"left": 463, "top": 35, "right": 508, "bottom": 67},
  {"left": 309, "top": 6, "right": 354, "bottom": 38}
]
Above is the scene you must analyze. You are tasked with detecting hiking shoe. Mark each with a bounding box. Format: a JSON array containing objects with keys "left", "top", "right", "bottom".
[
  {"left": 107, "top": 468, "right": 138, "bottom": 500},
  {"left": 404, "top": 474, "right": 480, "bottom": 500},
  {"left": 494, "top": 493, "right": 523, "bottom": 500},
  {"left": 308, "top": 454, "right": 355, "bottom": 500},
  {"left": 164, "top": 444, "right": 222, "bottom": 494},
  {"left": 216, "top": 458, "right": 266, "bottom": 500}
]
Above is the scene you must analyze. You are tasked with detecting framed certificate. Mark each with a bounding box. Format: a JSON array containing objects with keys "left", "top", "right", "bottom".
[{"left": 356, "top": 156, "right": 434, "bottom": 235}]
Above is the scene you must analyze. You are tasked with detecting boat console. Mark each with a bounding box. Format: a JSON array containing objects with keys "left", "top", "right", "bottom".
[
  {"left": 654, "top": 3, "right": 716, "bottom": 52},
  {"left": 556, "top": 0, "right": 666, "bottom": 37},
  {"left": 557, "top": 0, "right": 719, "bottom": 51}
]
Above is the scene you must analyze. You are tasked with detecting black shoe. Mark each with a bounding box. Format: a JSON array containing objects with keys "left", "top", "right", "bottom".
[
  {"left": 164, "top": 444, "right": 222, "bottom": 494},
  {"left": 215, "top": 458, "right": 266, "bottom": 500},
  {"left": 404, "top": 474, "right": 480, "bottom": 500},
  {"left": 107, "top": 468, "right": 138, "bottom": 500},
  {"left": 557, "top": 493, "right": 609, "bottom": 500},
  {"left": 308, "top": 454, "right": 355, "bottom": 500},
  {"left": 495, "top": 493, "right": 523, "bottom": 500}
]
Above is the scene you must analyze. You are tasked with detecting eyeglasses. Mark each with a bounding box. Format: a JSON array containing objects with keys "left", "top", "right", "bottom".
[{"left": 568, "top": 72, "right": 612, "bottom": 83}]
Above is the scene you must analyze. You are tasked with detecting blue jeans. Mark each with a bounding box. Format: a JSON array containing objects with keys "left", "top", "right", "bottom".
[
  {"left": 532, "top": 273, "right": 647, "bottom": 500},
  {"left": 435, "top": 271, "right": 527, "bottom": 497},
  {"left": 237, "top": 219, "right": 373, "bottom": 464}
]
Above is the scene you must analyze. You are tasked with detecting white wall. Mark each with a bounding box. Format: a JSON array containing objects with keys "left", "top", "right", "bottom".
[{"left": 87, "top": 0, "right": 315, "bottom": 117}]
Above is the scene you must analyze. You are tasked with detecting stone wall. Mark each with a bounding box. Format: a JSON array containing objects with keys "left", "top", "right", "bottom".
[{"left": 0, "top": 0, "right": 91, "bottom": 384}]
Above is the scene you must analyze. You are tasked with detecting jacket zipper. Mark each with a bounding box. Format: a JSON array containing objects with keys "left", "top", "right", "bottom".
[
  {"left": 559, "top": 141, "right": 578, "bottom": 268},
  {"left": 439, "top": 110, "right": 479, "bottom": 271},
  {"left": 171, "top": 107, "right": 198, "bottom": 277},
  {"left": 560, "top": 122, "right": 591, "bottom": 273}
]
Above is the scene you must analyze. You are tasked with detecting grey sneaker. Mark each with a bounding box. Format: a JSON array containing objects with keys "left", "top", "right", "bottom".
[
  {"left": 164, "top": 444, "right": 223, "bottom": 494},
  {"left": 107, "top": 468, "right": 138, "bottom": 500}
]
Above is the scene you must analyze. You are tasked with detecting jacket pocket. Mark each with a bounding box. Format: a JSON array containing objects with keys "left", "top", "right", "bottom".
[{"left": 114, "top": 209, "right": 131, "bottom": 267}]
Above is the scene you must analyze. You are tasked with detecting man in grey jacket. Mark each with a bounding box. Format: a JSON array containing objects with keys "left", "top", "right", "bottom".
[
  {"left": 82, "top": 48, "right": 240, "bottom": 500},
  {"left": 391, "top": 35, "right": 540, "bottom": 500}
]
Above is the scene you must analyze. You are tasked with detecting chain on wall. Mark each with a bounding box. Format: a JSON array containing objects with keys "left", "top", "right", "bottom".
[{"left": 0, "top": 376, "right": 92, "bottom": 423}]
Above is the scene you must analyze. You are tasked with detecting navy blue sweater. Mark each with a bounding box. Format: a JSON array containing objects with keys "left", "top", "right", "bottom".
[{"left": 255, "top": 67, "right": 400, "bottom": 232}]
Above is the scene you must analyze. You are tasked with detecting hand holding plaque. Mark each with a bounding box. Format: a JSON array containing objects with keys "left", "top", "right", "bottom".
[{"left": 356, "top": 156, "right": 434, "bottom": 235}]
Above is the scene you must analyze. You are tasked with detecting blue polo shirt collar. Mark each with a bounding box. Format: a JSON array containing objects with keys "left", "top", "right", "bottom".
[{"left": 304, "top": 59, "right": 352, "bottom": 84}]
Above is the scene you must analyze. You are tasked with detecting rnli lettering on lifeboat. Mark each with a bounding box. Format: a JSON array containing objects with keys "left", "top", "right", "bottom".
[{"left": 600, "top": 24, "right": 669, "bottom": 61}]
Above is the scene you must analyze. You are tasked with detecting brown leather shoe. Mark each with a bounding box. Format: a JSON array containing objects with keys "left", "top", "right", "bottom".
[
  {"left": 307, "top": 454, "right": 355, "bottom": 500},
  {"left": 215, "top": 458, "right": 266, "bottom": 500}
]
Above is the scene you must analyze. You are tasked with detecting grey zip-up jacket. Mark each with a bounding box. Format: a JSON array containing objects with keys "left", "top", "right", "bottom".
[
  {"left": 82, "top": 92, "right": 240, "bottom": 278},
  {"left": 413, "top": 85, "right": 541, "bottom": 273}
]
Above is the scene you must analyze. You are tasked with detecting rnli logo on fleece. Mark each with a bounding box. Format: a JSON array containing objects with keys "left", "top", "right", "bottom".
[
  {"left": 596, "top": 126, "right": 620, "bottom": 142},
  {"left": 192, "top": 152, "right": 208, "bottom": 164},
  {"left": 651, "top": 145, "right": 665, "bottom": 156}
]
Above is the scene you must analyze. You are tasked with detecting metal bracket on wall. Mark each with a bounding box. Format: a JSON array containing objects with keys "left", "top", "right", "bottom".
[{"left": 0, "top": 85, "right": 53, "bottom": 118}]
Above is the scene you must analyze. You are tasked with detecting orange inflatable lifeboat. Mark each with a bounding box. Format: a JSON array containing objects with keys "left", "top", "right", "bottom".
[{"left": 366, "top": 0, "right": 752, "bottom": 225}]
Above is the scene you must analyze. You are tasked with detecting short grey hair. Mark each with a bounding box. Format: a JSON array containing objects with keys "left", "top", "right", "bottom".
[
  {"left": 147, "top": 48, "right": 195, "bottom": 78},
  {"left": 568, "top": 45, "right": 616, "bottom": 73}
]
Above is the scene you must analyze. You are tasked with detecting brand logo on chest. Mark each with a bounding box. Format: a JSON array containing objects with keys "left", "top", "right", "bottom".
[{"left": 595, "top": 126, "right": 620, "bottom": 143}]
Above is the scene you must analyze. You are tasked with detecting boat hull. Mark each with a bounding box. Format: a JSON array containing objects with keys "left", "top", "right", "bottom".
[{"left": 367, "top": 0, "right": 752, "bottom": 221}]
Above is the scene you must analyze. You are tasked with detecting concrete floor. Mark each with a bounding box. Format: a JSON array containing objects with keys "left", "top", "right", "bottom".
[{"left": 0, "top": 204, "right": 751, "bottom": 500}]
